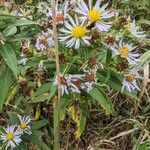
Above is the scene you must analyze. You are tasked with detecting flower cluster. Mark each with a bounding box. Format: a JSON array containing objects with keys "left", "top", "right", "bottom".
[
  {"left": 0, "top": 116, "right": 32, "bottom": 150},
  {"left": 35, "top": 29, "right": 54, "bottom": 51},
  {"left": 55, "top": 57, "right": 100, "bottom": 95},
  {"left": 36, "top": 0, "right": 144, "bottom": 93},
  {"left": 1, "top": 0, "right": 145, "bottom": 94}
]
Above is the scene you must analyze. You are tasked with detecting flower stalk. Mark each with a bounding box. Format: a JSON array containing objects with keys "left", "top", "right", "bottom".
[{"left": 51, "top": 0, "right": 61, "bottom": 149}]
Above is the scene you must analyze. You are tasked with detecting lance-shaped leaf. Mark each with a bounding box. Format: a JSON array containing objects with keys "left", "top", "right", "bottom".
[
  {"left": 89, "top": 87, "right": 114, "bottom": 115},
  {"left": 0, "top": 66, "right": 13, "bottom": 112},
  {"left": 0, "top": 44, "right": 18, "bottom": 78},
  {"left": 13, "top": 20, "right": 38, "bottom": 26},
  {"left": 0, "top": 13, "right": 17, "bottom": 20}
]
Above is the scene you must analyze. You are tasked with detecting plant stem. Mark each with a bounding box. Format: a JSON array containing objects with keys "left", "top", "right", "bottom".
[{"left": 51, "top": 0, "right": 61, "bottom": 149}]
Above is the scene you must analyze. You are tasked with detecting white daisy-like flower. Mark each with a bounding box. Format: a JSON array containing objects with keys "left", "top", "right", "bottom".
[
  {"left": 13, "top": 7, "right": 33, "bottom": 20},
  {"left": 129, "top": 19, "right": 146, "bottom": 39},
  {"left": 54, "top": 74, "right": 71, "bottom": 95},
  {"left": 109, "top": 39, "right": 139, "bottom": 65},
  {"left": 59, "top": 15, "right": 91, "bottom": 49},
  {"left": 0, "top": 126, "right": 22, "bottom": 150},
  {"left": 44, "top": 0, "right": 69, "bottom": 24},
  {"left": 35, "top": 29, "right": 54, "bottom": 51},
  {"left": 18, "top": 116, "right": 32, "bottom": 135},
  {"left": 75, "top": 0, "right": 114, "bottom": 32},
  {"left": 122, "top": 70, "right": 141, "bottom": 92},
  {"left": 82, "top": 70, "right": 97, "bottom": 93}
]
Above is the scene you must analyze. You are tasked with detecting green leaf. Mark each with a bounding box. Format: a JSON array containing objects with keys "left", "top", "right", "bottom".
[
  {"left": 97, "top": 69, "right": 140, "bottom": 101},
  {"left": 138, "top": 19, "right": 150, "bottom": 25},
  {"left": 135, "top": 51, "right": 150, "bottom": 71},
  {"left": 25, "top": 130, "right": 50, "bottom": 150},
  {"left": 0, "top": 66, "right": 12, "bottom": 112},
  {"left": 47, "top": 84, "right": 57, "bottom": 102},
  {"left": 33, "top": 83, "right": 51, "bottom": 97},
  {"left": 5, "top": 84, "right": 19, "bottom": 105},
  {"left": 0, "top": 13, "right": 17, "bottom": 20},
  {"left": 15, "top": 142, "right": 28, "bottom": 150},
  {"left": 3, "top": 26, "right": 17, "bottom": 36},
  {"left": 89, "top": 87, "right": 114, "bottom": 114},
  {"left": 31, "top": 119, "right": 49, "bottom": 129},
  {"left": 106, "top": 49, "right": 112, "bottom": 66},
  {"left": 0, "top": 44, "right": 18, "bottom": 78},
  {"left": 13, "top": 20, "right": 38, "bottom": 26}
]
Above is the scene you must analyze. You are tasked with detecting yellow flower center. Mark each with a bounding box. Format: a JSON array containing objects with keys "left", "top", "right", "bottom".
[
  {"left": 6, "top": 132, "right": 14, "bottom": 141},
  {"left": 126, "top": 74, "right": 136, "bottom": 82},
  {"left": 87, "top": 9, "right": 102, "bottom": 22},
  {"left": 119, "top": 47, "right": 129, "bottom": 57},
  {"left": 20, "top": 122, "right": 27, "bottom": 129},
  {"left": 71, "top": 26, "right": 87, "bottom": 38},
  {"left": 23, "top": 12, "right": 29, "bottom": 17}
]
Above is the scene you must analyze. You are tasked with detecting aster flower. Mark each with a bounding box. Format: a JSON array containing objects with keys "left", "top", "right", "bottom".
[
  {"left": 54, "top": 74, "right": 70, "bottom": 95},
  {"left": 82, "top": 70, "right": 97, "bottom": 93},
  {"left": 109, "top": 39, "right": 139, "bottom": 65},
  {"left": 84, "top": 57, "right": 103, "bottom": 72},
  {"left": 13, "top": 7, "right": 33, "bottom": 20},
  {"left": 75, "top": 0, "right": 114, "bottom": 32},
  {"left": 129, "top": 19, "right": 146, "bottom": 39},
  {"left": 0, "top": 126, "right": 22, "bottom": 150},
  {"left": 122, "top": 70, "right": 141, "bottom": 92},
  {"left": 21, "top": 39, "right": 30, "bottom": 49},
  {"left": 18, "top": 116, "right": 32, "bottom": 135},
  {"left": 59, "top": 15, "right": 91, "bottom": 49},
  {"left": 68, "top": 74, "right": 84, "bottom": 94},
  {"left": 35, "top": 29, "right": 54, "bottom": 51},
  {"left": 44, "top": 0, "right": 69, "bottom": 24}
]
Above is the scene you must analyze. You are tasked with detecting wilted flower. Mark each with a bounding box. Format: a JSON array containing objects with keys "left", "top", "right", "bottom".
[
  {"left": 18, "top": 116, "right": 32, "bottom": 135},
  {"left": 126, "top": 16, "right": 146, "bottom": 39},
  {"left": 85, "top": 57, "right": 103, "bottom": 72},
  {"left": 59, "top": 15, "right": 91, "bottom": 49},
  {"left": 68, "top": 74, "right": 84, "bottom": 93},
  {"left": 106, "top": 35, "right": 118, "bottom": 46},
  {"left": 54, "top": 74, "right": 70, "bottom": 95},
  {"left": 18, "top": 39, "right": 30, "bottom": 66},
  {"left": 82, "top": 70, "right": 97, "bottom": 93},
  {"left": 109, "top": 39, "right": 139, "bottom": 65},
  {"left": 35, "top": 29, "right": 54, "bottom": 51},
  {"left": 44, "top": 1, "right": 69, "bottom": 24},
  {"left": 75, "top": 0, "right": 114, "bottom": 32},
  {"left": 21, "top": 39, "right": 30, "bottom": 48},
  {"left": 122, "top": 70, "right": 141, "bottom": 92},
  {"left": 0, "top": 126, "right": 22, "bottom": 150}
]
